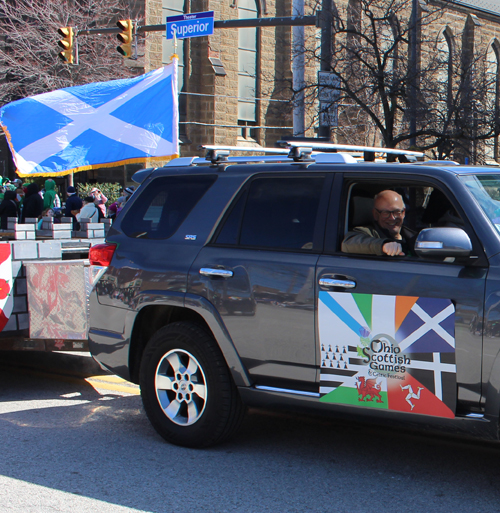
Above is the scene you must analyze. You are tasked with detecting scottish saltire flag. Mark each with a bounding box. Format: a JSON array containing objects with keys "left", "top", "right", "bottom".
[
  {"left": 318, "top": 291, "right": 456, "bottom": 418},
  {"left": 0, "top": 61, "right": 179, "bottom": 177}
]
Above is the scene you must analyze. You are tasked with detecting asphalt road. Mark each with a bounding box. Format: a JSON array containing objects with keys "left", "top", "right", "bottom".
[{"left": 1, "top": 351, "right": 500, "bottom": 513}]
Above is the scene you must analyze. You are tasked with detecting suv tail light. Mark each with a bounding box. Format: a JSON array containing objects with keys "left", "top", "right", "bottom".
[{"left": 89, "top": 243, "right": 117, "bottom": 266}]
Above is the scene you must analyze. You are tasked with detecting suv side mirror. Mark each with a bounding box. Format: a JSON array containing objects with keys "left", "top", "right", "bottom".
[{"left": 415, "top": 227, "right": 472, "bottom": 258}]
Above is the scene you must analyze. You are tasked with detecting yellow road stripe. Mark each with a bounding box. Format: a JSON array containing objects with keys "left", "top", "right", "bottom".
[
  {"left": 1, "top": 364, "right": 140, "bottom": 395},
  {"left": 85, "top": 375, "right": 140, "bottom": 395},
  {"left": 85, "top": 378, "right": 140, "bottom": 395},
  {"left": 86, "top": 374, "right": 133, "bottom": 384}
]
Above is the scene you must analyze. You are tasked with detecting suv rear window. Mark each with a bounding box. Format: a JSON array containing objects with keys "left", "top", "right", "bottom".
[{"left": 121, "top": 174, "right": 217, "bottom": 239}]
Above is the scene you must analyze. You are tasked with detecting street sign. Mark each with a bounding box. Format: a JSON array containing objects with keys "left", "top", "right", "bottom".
[
  {"left": 318, "top": 71, "right": 340, "bottom": 127},
  {"left": 166, "top": 11, "right": 214, "bottom": 40},
  {"left": 318, "top": 71, "right": 340, "bottom": 103}
]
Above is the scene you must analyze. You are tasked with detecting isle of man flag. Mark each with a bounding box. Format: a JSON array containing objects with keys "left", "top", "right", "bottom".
[{"left": 318, "top": 292, "right": 456, "bottom": 418}]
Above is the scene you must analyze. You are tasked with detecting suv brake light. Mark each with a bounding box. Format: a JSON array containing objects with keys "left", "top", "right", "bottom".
[{"left": 89, "top": 243, "right": 117, "bottom": 266}]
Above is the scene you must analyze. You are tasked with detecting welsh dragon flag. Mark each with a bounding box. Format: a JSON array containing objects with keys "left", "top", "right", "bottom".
[{"left": 318, "top": 291, "right": 456, "bottom": 418}]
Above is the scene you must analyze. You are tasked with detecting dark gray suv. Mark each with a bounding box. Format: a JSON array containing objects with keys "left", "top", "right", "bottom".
[{"left": 88, "top": 144, "right": 500, "bottom": 447}]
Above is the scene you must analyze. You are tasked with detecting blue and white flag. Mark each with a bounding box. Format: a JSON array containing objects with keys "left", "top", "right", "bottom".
[{"left": 0, "top": 60, "right": 179, "bottom": 177}]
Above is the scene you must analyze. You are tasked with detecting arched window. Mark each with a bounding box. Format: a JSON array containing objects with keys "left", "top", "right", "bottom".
[
  {"left": 461, "top": 15, "right": 478, "bottom": 110},
  {"left": 378, "top": 17, "right": 398, "bottom": 76},
  {"left": 238, "top": 0, "right": 259, "bottom": 139},
  {"left": 436, "top": 28, "right": 453, "bottom": 117},
  {"left": 485, "top": 41, "right": 500, "bottom": 160}
]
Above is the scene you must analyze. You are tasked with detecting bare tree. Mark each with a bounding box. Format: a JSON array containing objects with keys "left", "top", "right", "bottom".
[
  {"left": 0, "top": 0, "right": 140, "bottom": 106},
  {"left": 283, "top": 0, "right": 499, "bottom": 162},
  {"left": 416, "top": 10, "right": 499, "bottom": 163}
]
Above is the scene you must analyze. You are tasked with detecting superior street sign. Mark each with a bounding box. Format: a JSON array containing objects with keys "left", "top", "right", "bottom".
[{"left": 166, "top": 11, "right": 214, "bottom": 40}]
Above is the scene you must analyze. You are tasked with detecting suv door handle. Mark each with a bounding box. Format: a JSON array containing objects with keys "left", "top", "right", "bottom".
[
  {"left": 319, "top": 278, "right": 356, "bottom": 289},
  {"left": 199, "top": 268, "right": 234, "bottom": 278}
]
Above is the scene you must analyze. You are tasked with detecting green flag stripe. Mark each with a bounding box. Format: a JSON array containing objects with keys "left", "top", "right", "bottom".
[{"left": 353, "top": 293, "right": 372, "bottom": 330}]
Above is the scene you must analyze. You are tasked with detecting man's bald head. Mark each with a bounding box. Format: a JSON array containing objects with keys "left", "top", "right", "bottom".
[{"left": 374, "top": 190, "right": 404, "bottom": 209}]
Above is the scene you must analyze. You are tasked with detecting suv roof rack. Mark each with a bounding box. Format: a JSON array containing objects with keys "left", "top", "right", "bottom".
[
  {"left": 284, "top": 141, "right": 424, "bottom": 163},
  {"left": 410, "top": 160, "right": 460, "bottom": 166},
  {"left": 199, "top": 143, "right": 425, "bottom": 164},
  {"left": 283, "top": 140, "right": 424, "bottom": 156},
  {"left": 200, "top": 145, "right": 291, "bottom": 165}
]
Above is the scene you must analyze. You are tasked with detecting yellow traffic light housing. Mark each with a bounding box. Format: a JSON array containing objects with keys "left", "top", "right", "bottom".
[
  {"left": 57, "top": 27, "right": 74, "bottom": 64},
  {"left": 116, "top": 19, "right": 133, "bottom": 57}
]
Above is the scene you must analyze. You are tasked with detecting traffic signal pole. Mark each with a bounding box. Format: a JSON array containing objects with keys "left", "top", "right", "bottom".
[
  {"left": 75, "top": 13, "right": 331, "bottom": 139},
  {"left": 77, "top": 15, "right": 318, "bottom": 36}
]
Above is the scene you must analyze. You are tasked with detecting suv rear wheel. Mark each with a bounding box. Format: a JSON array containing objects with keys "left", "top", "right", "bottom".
[{"left": 139, "top": 321, "right": 245, "bottom": 448}]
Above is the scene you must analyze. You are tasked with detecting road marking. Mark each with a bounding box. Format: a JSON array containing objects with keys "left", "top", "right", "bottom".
[
  {"left": 85, "top": 375, "right": 140, "bottom": 395},
  {"left": 0, "top": 364, "right": 140, "bottom": 395}
]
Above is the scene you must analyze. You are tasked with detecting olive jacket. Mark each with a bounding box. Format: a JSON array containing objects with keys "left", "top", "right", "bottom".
[{"left": 341, "top": 223, "right": 416, "bottom": 256}]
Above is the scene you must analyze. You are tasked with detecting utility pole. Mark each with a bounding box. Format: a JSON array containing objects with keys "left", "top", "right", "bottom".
[
  {"left": 409, "top": 0, "right": 418, "bottom": 147},
  {"left": 292, "top": 0, "right": 305, "bottom": 137}
]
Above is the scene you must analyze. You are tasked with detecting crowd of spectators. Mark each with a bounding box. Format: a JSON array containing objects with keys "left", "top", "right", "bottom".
[{"left": 0, "top": 176, "right": 135, "bottom": 230}]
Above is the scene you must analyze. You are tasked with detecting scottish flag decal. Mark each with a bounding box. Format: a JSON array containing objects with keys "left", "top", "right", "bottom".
[{"left": 0, "top": 61, "right": 179, "bottom": 177}]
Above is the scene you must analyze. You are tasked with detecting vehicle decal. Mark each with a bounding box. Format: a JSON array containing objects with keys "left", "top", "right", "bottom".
[{"left": 318, "top": 292, "right": 456, "bottom": 418}]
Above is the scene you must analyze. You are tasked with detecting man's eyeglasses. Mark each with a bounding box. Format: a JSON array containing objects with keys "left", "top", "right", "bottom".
[{"left": 375, "top": 208, "right": 405, "bottom": 219}]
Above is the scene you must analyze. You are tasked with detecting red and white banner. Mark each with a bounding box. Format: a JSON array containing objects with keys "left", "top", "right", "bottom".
[{"left": 0, "top": 243, "right": 13, "bottom": 332}]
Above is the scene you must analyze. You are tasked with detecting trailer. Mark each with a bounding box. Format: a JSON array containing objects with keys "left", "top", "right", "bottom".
[{"left": 0, "top": 216, "right": 110, "bottom": 352}]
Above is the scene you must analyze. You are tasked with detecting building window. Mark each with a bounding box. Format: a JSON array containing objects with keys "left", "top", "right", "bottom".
[
  {"left": 436, "top": 28, "right": 453, "bottom": 114},
  {"left": 238, "top": 120, "right": 257, "bottom": 139},
  {"left": 238, "top": 0, "right": 258, "bottom": 137},
  {"left": 485, "top": 42, "right": 500, "bottom": 161}
]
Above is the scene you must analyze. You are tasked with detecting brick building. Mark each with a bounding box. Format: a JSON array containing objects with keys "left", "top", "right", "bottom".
[
  {"left": 132, "top": 0, "right": 500, "bottom": 163},
  {"left": 426, "top": 0, "right": 500, "bottom": 162}
]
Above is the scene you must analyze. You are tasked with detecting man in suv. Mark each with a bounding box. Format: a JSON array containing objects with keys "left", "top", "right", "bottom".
[{"left": 342, "top": 190, "right": 416, "bottom": 256}]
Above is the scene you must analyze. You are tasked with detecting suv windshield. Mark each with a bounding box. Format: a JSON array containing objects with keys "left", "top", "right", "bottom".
[{"left": 460, "top": 174, "right": 500, "bottom": 232}]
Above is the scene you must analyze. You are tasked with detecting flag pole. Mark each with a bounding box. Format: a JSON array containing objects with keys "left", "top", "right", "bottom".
[{"left": 171, "top": 30, "right": 178, "bottom": 62}]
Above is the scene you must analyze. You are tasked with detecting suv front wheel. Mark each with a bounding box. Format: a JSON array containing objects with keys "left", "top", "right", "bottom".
[{"left": 139, "top": 321, "right": 245, "bottom": 448}]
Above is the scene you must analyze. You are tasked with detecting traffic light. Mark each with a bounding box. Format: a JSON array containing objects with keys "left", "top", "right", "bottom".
[
  {"left": 116, "top": 19, "right": 133, "bottom": 57},
  {"left": 57, "top": 27, "right": 74, "bottom": 64}
]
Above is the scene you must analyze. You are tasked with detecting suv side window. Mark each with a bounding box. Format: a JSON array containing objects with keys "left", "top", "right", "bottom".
[
  {"left": 340, "top": 181, "right": 467, "bottom": 258},
  {"left": 215, "top": 175, "right": 326, "bottom": 250},
  {"left": 121, "top": 174, "right": 217, "bottom": 239}
]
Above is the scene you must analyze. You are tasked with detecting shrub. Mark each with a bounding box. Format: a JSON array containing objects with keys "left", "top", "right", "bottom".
[{"left": 77, "top": 183, "right": 123, "bottom": 205}]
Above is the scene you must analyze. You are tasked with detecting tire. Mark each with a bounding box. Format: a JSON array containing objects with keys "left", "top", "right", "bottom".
[{"left": 139, "top": 321, "right": 246, "bottom": 448}]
